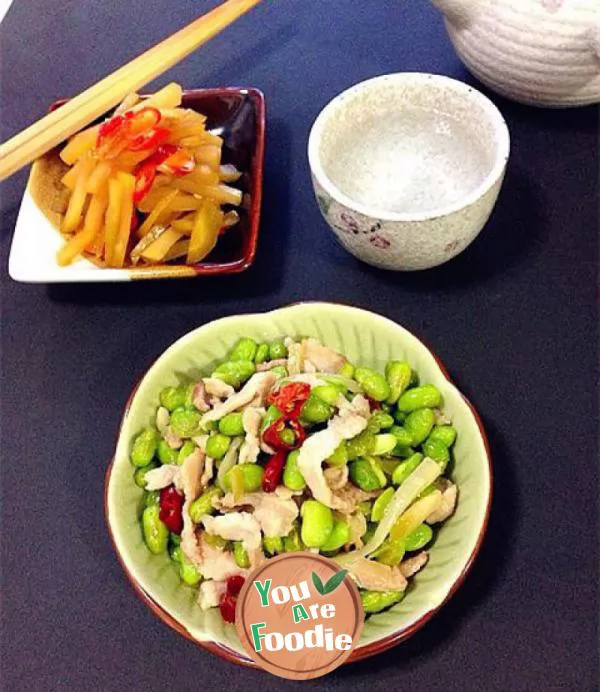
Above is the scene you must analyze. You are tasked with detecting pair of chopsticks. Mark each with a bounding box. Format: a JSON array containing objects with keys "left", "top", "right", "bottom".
[{"left": 0, "top": 0, "right": 263, "bottom": 182}]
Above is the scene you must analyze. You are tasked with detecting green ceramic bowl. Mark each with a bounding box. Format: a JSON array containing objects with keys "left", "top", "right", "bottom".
[{"left": 105, "top": 303, "right": 492, "bottom": 665}]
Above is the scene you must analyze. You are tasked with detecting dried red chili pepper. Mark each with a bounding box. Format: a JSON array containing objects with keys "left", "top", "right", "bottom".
[
  {"left": 158, "top": 486, "right": 184, "bottom": 534},
  {"left": 366, "top": 396, "right": 382, "bottom": 412},
  {"left": 267, "top": 383, "right": 311, "bottom": 419},
  {"left": 262, "top": 450, "right": 287, "bottom": 492},
  {"left": 227, "top": 575, "right": 245, "bottom": 597},
  {"left": 262, "top": 418, "right": 306, "bottom": 452},
  {"left": 219, "top": 593, "right": 237, "bottom": 623}
]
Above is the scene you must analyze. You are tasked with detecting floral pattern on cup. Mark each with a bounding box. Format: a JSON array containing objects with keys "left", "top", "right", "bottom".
[
  {"left": 370, "top": 234, "right": 391, "bottom": 249},
  {"left": 540, "top": 0, "right": 564, "bottom": 12}
]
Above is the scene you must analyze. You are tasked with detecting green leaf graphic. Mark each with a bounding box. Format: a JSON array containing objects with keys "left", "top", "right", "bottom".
[
  {"left": 311, "top": 571, "right": 325, "bottom": 595},
  {"left": 323, "top": 569, "right": 348, "bottom": 595}
]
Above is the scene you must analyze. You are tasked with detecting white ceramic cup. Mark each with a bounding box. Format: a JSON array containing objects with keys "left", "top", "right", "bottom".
[{"left": 308, "top": 73, "right": 510, "bottom": 271}]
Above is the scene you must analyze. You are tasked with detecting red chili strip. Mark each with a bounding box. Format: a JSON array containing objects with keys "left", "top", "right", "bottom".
[
  {"left": 267, "top": 383, "right": 311, "bottom": 420},
  {"left": 262, "top": 450, "right": 287, "bottom": 492}
]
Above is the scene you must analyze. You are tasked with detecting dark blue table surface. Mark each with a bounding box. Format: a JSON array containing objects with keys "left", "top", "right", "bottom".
[{"left": 1, "top": 1, "right": 598, "bottom": 690}]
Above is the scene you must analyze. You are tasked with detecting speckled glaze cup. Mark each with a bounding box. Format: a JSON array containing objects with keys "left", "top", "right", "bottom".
[{"left": 308, "top": 73, "right": 510, "bottom": 271}]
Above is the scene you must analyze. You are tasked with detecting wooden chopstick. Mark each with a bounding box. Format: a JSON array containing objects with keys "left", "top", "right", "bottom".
[{"left": 0, "top": 0, "right": 263, "bottom": 182}]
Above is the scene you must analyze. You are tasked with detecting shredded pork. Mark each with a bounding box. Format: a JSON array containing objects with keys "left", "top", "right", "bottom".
[
  {"left": 296, "top": 394, "right": 370, "bottom": 509},
  {"left": 200, "top": 372, "right": 277, "bottom": 425},
  {"left": 179, "top": 449, "right": 206, "bottom": 567},
  {"left": 427, "top": 482, "right": 457, "bottom": 524},
  {"left": 399, "top": 551, "right": 429, "bottom": 578},
  {"left": 303, "top": 338, "right": 346, "bottom": 373},
  {"left": 198, "top": 579, "right": 227, "bottom": 610},
  {"left": 238, "top": 407, "right": 264, "bottom": 464},
  {"left": 338, "top": 554, "right": 408, "bottom": 592},
  {"left": 144, "top": 464, "right": 180, "bottom": 491},
  {"left": 214, "top": 490, "right": 299, "bottom": 538}
]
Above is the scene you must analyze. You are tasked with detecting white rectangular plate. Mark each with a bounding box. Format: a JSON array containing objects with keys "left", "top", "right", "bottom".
[{"left": 9, "top": 187, "right": 131, "bottom": 283}]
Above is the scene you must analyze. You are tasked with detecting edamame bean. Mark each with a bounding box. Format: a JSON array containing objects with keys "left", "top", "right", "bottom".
[
  {"left": 354, "top": 367, "right": 390, "bottom": 402},
  {"left": 422, "top": 438, "right": 450, "bottom": 472},
  {"left": 170, "top": 408, "right": 201, "bottom": 438},
  {"left": 347, "top": 431, "right": 375, "bottom": 460},
  {"left": 222, "top": 464, "right": 264, "bottom": 493},
  {"left": 177, "top": 440, "right": 196, "bottom": 464},
  {"left": 393, "top": 444, "right": 416, "bottom": 459},
  {"left": 394, "top": 410, "right": 407, "bottom": 424},
  {"left": 312, "top": 384, "right": 344, "bottom": 406},
  {"left": 301, "top": 396, "right": 333, "bottom": 424},
  {"left": 169, "top": 544, "right": 183, "bottom": 563},
  {"left": 397, "top": 385, "right": 442, "bottom": 412},
  {"left": 283, "top": 450, "right": 306, "bottom": 491},
  {"left": 131, "top": 428, "right": 158, "bottom": 467},
  {"left": 349, "top": 458, "right": 385, "bottom": 492},
  {"left": 280, "top": 428, "right": 297, "bottom": 447},
  {"left": 283, "top": 523, "right": 304, "bottom": 553},
  {"left": 189, "top": 487, "right": 223, "bottom": 523},
  {"left": 404, "top": 408, "right": 435, "bottom": 446},
  {"left": 261, "top": 404, "right": 283, "bottom": 432},
  {"left": 327, "top": 442, "right": 348, "bottom": 467},
  {"left": 357, "top": 501, "right": 373, "bottom": 519},
  {"left": 320, "top": 519, "right": 351, "bottom": 552},
  {"left": 254, "top": 343, "right": 270, "bottom": 365},
  {"left": 371, "top": 538, "right": 406, "bottom": 566},
  {"left": 392, "top": 453, "right": 424, "bottom": 485},
  {"left": 372, "top": 434, "right": 398, "bottom": 456},
  {"left": 142, "top": 505, "right": 169, "bottom": 554},
  {"left": 218, "top": 412, "right": 245, "bottom": 437},
  {"left": 157, "top": 439, "right": 179, "bottom": 464},
  {"left": 380, "top": 458, "right": 400, "bottom": 477},
  {"left": 300, "top": 500, "right": 334, "bottom": 548},
  {"left": 233, "top": 541, "right": 250, "bottom": 568},
  {"left": 360, "top": 590, "right": 405, "bottom": 614},
  {"left": 269, "top": 366, "right": 288, "bottom": 379},
  {"left": 338, "top": 361, "right": 355, "bottom": 379},
  {"left": 144, "top": 490, "right": 160, "bottom": 508},
  {"left": 385, "top": 361, "right": 412, "bottom": 405},
  {"left": 390, "top": 425, "right": 414, "bottom": 447},
  {"left": 367, "top": 457, "right": 388, "bottom": 487},
  {"left": 269, "top": 340, "right": 288, "bottom": 360},
  {"left": 368, "top": 410, "right": 395, "bottom": 433},
  {"left": 405, "top": 523, "right": 433, "bottom": 551},
  {"left": 263, "top": 536, "right": 283, "bottom": 556},
  {"left": 428, "top": 425, "right": 457, "bottom": 447},
  {"left": 230, "top": 338, "right": 258, "bottom": 362},
  {"left": 212, "top": 360, "right": 256, "bottom": 388},
  {"left": 371, "top": 487, "right": 395, "bottom": 522},
  {"left": 206, "top": 433, "right": 231, "bottom": 460},
  {"left": 170, "top": 533, "right": 181, "bottom": 547},
  {"left": 204, "top": 534, "right": 229, "bottom": 549},
  {"left": 134, "top": 461, "right": 158, "bottom": 489},
  {"left": 179, "top": 557, "right": 202, "bottom": 586},
  {"left": 159, "top": 385, "right": 188, "bottom": 412}
]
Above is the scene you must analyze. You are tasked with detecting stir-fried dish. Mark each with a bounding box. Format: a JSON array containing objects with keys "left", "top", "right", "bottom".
[
  {"left": 130, "top": 337, "right": 459, "bottom": 622},
  {"left": 53, "top": 83, "right": 242, "bottom": 268}
]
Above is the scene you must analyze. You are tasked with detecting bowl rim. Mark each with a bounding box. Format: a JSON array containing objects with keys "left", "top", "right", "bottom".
[
  {"left": 104, "top": 301, "right": 493, "bottom": 668},
  {"left": 46, "top": 86, "right": 266, "bottom": 278},
  {"left": 307, "top": 72, "right": 510, "bottom": 223}
]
